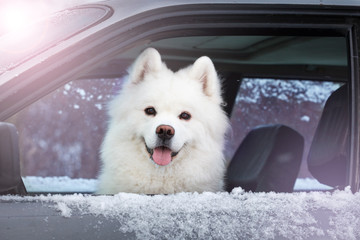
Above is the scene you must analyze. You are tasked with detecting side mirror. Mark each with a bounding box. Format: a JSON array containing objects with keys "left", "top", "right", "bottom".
[{"left": 0, "top": 122, "right": 27, "bottom": 195}]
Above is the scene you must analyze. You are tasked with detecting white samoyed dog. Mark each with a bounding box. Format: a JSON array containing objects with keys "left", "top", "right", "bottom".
[{"left": 97, "top": 48, "right": 229, "bottom": 194}]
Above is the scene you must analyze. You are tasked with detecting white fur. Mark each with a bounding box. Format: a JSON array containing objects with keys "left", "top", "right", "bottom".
[{"left": 97, "top": 48, "right": 229, "bottom": 194}]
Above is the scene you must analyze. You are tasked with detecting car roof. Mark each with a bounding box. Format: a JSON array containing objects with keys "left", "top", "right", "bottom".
[
  {"left": 102, "top": 0, "right": 360, "bottom": 7},
  {"left": 0, "top": 0, "right": 358, "bottom": 76}
]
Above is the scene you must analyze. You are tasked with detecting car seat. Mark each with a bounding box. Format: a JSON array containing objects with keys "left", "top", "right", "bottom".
[
  {"left": 226, "top": 124, "right": 304, "bottom": 193},
  {"left": 307, "top": 85, "right": 349, "bottom": 188},
  {"left": 0, "top": 122, "right": 27, "bottom": 195}
]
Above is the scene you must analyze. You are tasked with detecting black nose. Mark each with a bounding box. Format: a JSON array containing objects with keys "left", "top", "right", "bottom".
[{"left": 156, "top": 125, "right": 175, "bottom": 140}]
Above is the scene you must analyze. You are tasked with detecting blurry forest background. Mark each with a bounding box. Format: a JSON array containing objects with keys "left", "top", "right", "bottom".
[{"left": 8, "top": 77, "right": 341, "bottom": 179}]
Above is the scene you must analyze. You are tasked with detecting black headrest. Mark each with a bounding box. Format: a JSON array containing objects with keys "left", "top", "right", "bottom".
[
  {"left": 226, "top": 124, "right": 304, "bottom": 193},
  {"left": 0, "top": 122, "right": 27, "bottom": 195},
  {"left": 307, "top": 85, "right": 348, "bottom": 187}
]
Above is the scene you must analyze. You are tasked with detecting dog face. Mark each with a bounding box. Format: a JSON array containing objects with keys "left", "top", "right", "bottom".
[
  {"left": 108, "top": 48, "right": 226, "bottom": 167},
  {"left": 139, "top": 86, "right": 197, "bottom": 166}
]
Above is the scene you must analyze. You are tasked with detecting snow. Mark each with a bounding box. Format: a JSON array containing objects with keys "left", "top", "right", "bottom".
[
  {"left": 94, "top": 103, "right": 102, "bottom": 110},
  {"left": 64, "top": 83, "right": 71, "bottom": 91},
  {"left": 22, "top": 176, "right": 97, "bottom": 193},
  {"left": 76, "top": 88, "right": 86, "bottom": 98},
  {"left": 1, "top": 187, "right": 360, "bottom": 239},
  {"left": 301, "top": 115, "right": 310, "bottom": 122},
  {"left": 294, "top": 178, "right": 332, "bottom": 191},
  {"left": 237, "top": 78, "right": 341, "bottom": 104},
  {"left": 22, "top": 176, "right": 331, "bottom": 193}
]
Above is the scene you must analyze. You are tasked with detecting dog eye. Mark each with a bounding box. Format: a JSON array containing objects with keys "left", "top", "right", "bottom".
[
  {"left": 179, "top": 111, "right": 191, "bottom": 120},
  {"left": 144, "top": 107, "right": 156, "bottom": 116}
]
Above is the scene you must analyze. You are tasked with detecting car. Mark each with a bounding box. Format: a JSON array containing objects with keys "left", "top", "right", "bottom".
[{"left": 1, "top": 0, "right": 360, "bottom": 239}]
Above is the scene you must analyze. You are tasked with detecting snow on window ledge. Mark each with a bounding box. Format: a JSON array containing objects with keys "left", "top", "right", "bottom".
[{"left": 1, "top": 187, "right": 359, "bottom": 239}]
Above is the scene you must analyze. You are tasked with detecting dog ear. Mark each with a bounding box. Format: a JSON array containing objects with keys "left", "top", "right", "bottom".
[
  {"left": 190, "top": 56, "right": 221, "bottom": 99},
  {"left": 129, "top": 48, "right": 162, "bottom": 84}
]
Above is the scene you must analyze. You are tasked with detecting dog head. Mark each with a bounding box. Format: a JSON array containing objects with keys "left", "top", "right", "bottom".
[{"left": 109, "top": 48, "right": 227, "bottom": 166}]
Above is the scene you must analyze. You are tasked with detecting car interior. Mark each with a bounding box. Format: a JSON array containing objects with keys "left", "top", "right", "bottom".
[
  {"left": 307, "top": 84, "right": 349, "bottom": 188},
  {"left": 0, "top": 122, "right": 27, "bottom": 194},
  {"left": 226, "top": 124, "right": 304, "bottom": 193},
  {"left": 87, "top": 34, "right": 350, "bottom": 193}
]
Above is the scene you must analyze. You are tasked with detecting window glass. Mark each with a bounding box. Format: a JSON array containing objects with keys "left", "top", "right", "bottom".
[
  {"left": 0, "top": 6, "right": 111, "bottom": 76},
  {"left": 226, "top": 78, "right": 342, "bottom": 191}
]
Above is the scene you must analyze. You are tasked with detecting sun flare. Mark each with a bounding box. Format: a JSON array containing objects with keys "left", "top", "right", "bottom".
[{"left": 0, "top": 1, "right": 48, "bottom": 35}]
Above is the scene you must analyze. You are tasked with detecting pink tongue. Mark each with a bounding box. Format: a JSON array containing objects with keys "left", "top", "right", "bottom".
[{"left": 152, "top": 147, "right": 172, "bottom": 166}]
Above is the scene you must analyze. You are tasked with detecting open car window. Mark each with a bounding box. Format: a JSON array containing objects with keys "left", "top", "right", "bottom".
[
  {"left": 7, "top": 78, "right": 124, "bottom": 193},
  {"left": 227, "top": 78, "right": 342, "bottom": 191},
  {"left": 5, "top": 34, "right": 349, "bottom": 193}
]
